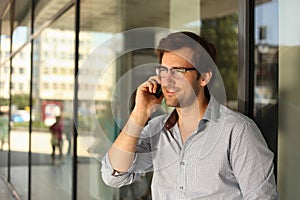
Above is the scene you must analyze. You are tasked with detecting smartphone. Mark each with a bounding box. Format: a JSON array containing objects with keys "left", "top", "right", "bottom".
[{"left": 154, "top": 84, "right": 163, "bottom": 98}]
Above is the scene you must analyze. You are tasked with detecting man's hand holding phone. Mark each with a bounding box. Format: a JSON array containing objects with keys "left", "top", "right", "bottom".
[{"left": 131, "top": 76, "right": 163, "bottom": 125}]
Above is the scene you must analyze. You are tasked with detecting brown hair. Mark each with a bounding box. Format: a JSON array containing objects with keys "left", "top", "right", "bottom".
[
  {"left": 157, "top": 31, "right": 217, "bottom": 97},
  {"left": 157, "top": 31, "right": 217, "bottom": 68}
]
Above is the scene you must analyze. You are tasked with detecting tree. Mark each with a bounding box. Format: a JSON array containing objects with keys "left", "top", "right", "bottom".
[
  {"left": 12, "top": 94, "right": 33, "bottom": 110},
  {"left": 0, "top": 98, "right": 9, "bottom": 107},
  {"left": 201, "top": 13, "right": 239, "bottom": 101}
]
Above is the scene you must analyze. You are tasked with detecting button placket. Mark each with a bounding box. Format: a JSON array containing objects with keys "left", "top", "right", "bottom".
[{"left": 178, "top": 157, "right": 186, "bottom": 192}]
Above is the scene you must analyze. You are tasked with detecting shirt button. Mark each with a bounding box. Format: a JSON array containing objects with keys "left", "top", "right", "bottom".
[
  {"left": 180, "top": 161, "right": 185, "bottom": 165},
  {"left": 179, "top": 186, "right": 184, "bottom": 190}
]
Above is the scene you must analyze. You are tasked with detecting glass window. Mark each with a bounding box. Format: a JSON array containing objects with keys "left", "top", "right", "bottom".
[
  {"left": 6, "top": 0, "right": 33, "bottom": 197},
  {"left": 253, "top": 0, "right": 279, "bottom": 172},
  {"left": 1, "top": 0, "right": 242, "bottom": 199},
  {"left": 53, "top": 67, "right": 58, "bottom": 74},
  {"left": 12, "top": 26, "right": 30, "bottom": 51},
  {"left": 34, "top": 0, "right": 71, "bottom": 31},
  {"left": 0, "top": 4, "right": 11, "bottom": 181},
  {"left": 12, "top": 0, "right": 32, "bottom": 51},
  {"left": 19, "top": 67, "right": 24, "bottom": 74},
  {"left": 10, "top": 45, "right": 31, "bottom": 200},
  {"left": 78, "top": 0, "right": 239, "bottom": 199},
  {"left": 31, "top": 3, "right": 75, "bottom": 200},
  {"left": 201, "top": 13, "right": 239, "bottom": 110}
]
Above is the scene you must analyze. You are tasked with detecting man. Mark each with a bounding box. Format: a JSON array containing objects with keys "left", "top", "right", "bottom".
[{"left": 101, "top": 31, "right": 278, "bottom": 199}]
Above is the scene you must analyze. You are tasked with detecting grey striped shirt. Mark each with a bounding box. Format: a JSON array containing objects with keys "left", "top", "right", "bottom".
[{"left": 102, "top": 96, "right": 278, "bottom": 199}]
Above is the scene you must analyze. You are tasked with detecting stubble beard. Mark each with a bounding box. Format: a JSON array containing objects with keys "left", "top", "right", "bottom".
[
  {"left": 165, "top": 89, "right": 198, "bottom": 108},
  {"left": 165, "top": 96, "right": 180, "bottom": 107}
]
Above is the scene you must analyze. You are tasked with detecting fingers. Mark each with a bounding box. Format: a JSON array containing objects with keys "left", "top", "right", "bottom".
[
  {"left": 134, "top": 76, "right": 163, "bottom": 114},
  {"left": 146, "top": 76, "right": 160, "bottom": 94}
]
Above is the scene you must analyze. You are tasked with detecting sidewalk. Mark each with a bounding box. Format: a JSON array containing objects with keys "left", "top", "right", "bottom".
[
  {"left": 0, "top": 129, "right": 105, "bottom": 199},
  {"left": 0, "top": 175, "right": 17, "bottom": 200}
]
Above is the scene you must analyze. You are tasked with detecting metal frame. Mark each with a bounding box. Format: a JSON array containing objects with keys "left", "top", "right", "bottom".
[
  {"left": 238, "top": 0, "right": 255, "bottom": 118},
  {"left": 28, "top": 0, "right": 35, "bottom": 199},
  {"left": 72, "top": 0, "right": 80, "bottom": 199},
  {"left": 7, "top": 0, "right": 15, "bottom": 183}
]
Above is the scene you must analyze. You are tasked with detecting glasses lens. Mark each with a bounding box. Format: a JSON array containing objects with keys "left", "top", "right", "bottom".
[
  {"left": 156, "top": 66, "right": 167, "bottom": 78},
  {"left": 155, "top": 66, "right": 189, "bottom": 79},
  {"left": 171, "top": 69, "right": 185, "bottom": 79}
]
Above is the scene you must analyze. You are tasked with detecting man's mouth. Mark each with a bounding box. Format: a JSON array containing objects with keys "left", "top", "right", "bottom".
[{"left": 164, "top": 87, "right": 179, "bottom": 95}]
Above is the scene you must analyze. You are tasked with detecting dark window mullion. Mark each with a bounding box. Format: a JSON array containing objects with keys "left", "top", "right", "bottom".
[
  {"left": 72, "top": 0, "right": 80, "bottom": 200},
  {"left": 238, "top": 0, "right": 255, "bottom": 118}
]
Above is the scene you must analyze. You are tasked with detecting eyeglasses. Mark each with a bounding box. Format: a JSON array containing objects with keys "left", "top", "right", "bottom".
[{"left": 155, "top": 65, "right": 197, "bottom": 79}]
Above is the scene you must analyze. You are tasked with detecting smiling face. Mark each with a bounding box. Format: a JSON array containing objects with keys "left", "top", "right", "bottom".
[{"left": 160, "top": 48, "right": 204, "bottom": 108}]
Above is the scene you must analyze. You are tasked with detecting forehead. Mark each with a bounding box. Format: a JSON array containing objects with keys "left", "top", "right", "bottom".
[{"left": 161, "top": 47, "right": 195, "bottom": 67}]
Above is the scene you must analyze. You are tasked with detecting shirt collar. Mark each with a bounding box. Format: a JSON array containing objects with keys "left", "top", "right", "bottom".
[
  {"left": 202, "top": 95, "right": 221, "bottom": 123},
  {"left": 163, "top": 96, "right": 221, "bottom": 131}
]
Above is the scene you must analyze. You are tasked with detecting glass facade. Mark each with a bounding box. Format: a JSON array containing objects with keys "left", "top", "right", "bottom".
[
  {"left": 0, "top": 0, "right": 299, "bottom": 199},
  {"left": 254, "top": 0, "right": 279, "bottom": 177},
  {"left": 0, "top": 1, "right": 11, "bottom": 182}
]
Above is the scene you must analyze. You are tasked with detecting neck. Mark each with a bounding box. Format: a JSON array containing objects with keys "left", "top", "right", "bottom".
[
  {"left": 177, "top": 94, "right": 209, "bottom": 122},
  {"left": 176, "top": 95, "right": 209, "bottom": 140}
]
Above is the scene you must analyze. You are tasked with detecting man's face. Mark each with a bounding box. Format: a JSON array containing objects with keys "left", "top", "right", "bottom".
[{"left": 160, "top": 48, "right": 202, "bottom": 108}]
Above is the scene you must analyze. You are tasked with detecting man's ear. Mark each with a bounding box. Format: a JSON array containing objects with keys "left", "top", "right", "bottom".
[{"left": 199, "top": 71, "right": 212, "bottom": 86}]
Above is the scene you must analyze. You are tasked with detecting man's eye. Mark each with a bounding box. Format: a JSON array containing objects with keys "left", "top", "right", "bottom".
[{"left": 176, "top": 69, "right": 184, "bottom": 73}]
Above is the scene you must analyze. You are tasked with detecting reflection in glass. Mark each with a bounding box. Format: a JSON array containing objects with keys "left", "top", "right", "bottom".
[
  {"left": 253, "top": 1, "right": 279, "bottom": 180},
  {"left": 0, "top": 3, "right": 11, "bottom": 182},
  {"left": 1, "top": 0, "right": 241, "bottom": 199},
  {"left": 78, "top": 0, "right": 239, "bottom": 199},
  {"left": 30, "top": 4, "right": 76, "bottom": 200},
  {"left": 9, "top": 46, "right": 31, "bottom": 199}
]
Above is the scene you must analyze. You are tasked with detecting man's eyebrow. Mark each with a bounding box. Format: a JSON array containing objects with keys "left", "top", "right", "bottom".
[
  {"left": 171, "top": 66, "right": 195, "bottom": 69},
  {"left": 158, "top": 65, "right": 195, "bottom": 69}
]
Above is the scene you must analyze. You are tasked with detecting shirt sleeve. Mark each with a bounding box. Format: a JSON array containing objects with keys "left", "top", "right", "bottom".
[
  {"left": 101, "top": 153, "right": 136, "bottom": 188},
  {"left": 230, "top": 120, "right": 279, "bottom": 199},
  {"left": 101, "top": 123, "right": 154, "bottom": 188}
]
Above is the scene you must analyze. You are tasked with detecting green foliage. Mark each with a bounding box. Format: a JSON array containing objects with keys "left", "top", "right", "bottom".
[
  {"left": 201, "top": 13, "right": 238, "bottom": 101},
  {"left": 0, "top": 98, "right": 9, "bottom": 106},
  {"left": 0, "top": 94, "right": 34, "bottom": 109},
  {"left": 12, "top": 94, "right": 33, "bottom": 109}
]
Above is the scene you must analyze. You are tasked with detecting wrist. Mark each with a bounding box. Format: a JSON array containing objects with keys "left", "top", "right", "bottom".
[
  {"left": 122, "top": 116, "right": 146, "bottom": 138},
  {"left": 130, "top": 109, "right": 149, "bottom": 126}
]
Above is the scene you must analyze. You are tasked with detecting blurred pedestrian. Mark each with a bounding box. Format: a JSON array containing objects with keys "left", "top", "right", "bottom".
[
  {"left": 0, "top": 111, "right": 8, "bottom": 150},
  {"left": 50, "top": 115, "right": 64, "bottom": 162},
  {"left": 63, "top": 117, "right": 72, "bottom": 156}
]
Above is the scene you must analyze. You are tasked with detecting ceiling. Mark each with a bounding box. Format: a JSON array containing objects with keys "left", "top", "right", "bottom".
[
  {"left": 37, "top": 0, "right": 239, "bottom": 32},
  {"left": 1, "top": 0, "right": 272, "bottom": 35},
  {"left": 0, "top": 0, "right": 10, "bottom": 18}
]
